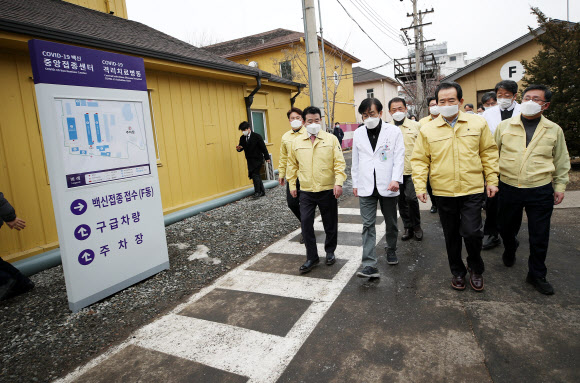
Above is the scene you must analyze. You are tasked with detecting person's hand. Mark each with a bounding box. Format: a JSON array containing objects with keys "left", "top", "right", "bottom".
[
  {"left": 417, "top": 193, "right": 427, "bottom": 203},
  {"left": 487, "top": 184, "right": 499, "bottom": 198},
  {"left": 235, "top": 145, "right": 242, "bottom": 151},
  {"left": 353, "top": 188, "right": 358, "bottom": 197},
  {"left": 279, "top": 177, "right": 285, "bottom": 186},
  {"left": 554, "top": 192, "right": 565, "bottom": 205},
  {"left": 387, "top": 181, "right": 399, "bottom": 192},
  {"left": 266, "top": 160, "right": 271, "bottom": 163},
  {"left": 290, "top": 189, "right": 298, "bottom": 198},
  {"left": 333, "top": 185, "right": 343, "bottom": 199},
  {"left": 6, "top": 217, "right": 26, "bottom": 231}
]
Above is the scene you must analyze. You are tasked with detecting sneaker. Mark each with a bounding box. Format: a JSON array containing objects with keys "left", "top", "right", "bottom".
[
  {"left": 482, "top": 234, "right": 501, "bottom": 250},
  {"left": 386, "top": 249, "right": 398, "bottom": 265},
  {"left": 526, "top": 273, "right": 554, "bottom": 295},
  {"left": 357, "top": 266, "right": 380, "bottom": 278}
]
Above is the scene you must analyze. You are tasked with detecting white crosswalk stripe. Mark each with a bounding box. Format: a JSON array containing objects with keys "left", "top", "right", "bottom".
[{"left": 57, "top": 211, "right": 388, "bottom": 383}]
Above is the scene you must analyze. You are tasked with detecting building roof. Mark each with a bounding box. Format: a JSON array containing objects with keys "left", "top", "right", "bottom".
[
  {"left": 0, "top": 0, "right": 302, "bottom": 87},
  {"left": 442, "top": 26, "right": 545, "bottom": 82},
  {"left": 352, "top": 66, "right": 398, "bottom": 85},
  {"left": 205, "top": 28, "right": 360, "bottom": 63}
]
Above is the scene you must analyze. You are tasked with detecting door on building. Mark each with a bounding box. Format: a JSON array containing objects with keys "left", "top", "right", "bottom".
[{"left": 251, "top": 110, "right": 268, "bottom": 142}]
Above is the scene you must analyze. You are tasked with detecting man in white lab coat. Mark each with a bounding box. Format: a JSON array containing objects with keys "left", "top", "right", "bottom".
[{"left": 352, "top": 98, "right": 405, "bottom": 278}]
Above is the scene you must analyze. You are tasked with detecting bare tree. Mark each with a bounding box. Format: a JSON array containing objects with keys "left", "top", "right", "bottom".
[
  {"left": 271, "top": 40, "right": 351, "bottom": 127},
  {"left": 186, "top": 31, "right": 222, "bottom": 47}
]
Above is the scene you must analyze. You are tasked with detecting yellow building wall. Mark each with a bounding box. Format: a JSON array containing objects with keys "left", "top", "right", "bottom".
[
  {"left": 0, "top": 40, "right": 294, "bottom": 262},
  {"left": 454, "top": 39, "right": 541, "bottom": 109},
  {"left": 62, "top": 0, "right": 128, "bottom": 19},
  {"left": 230, "top": 41, "right": 357, "bottom": 124}
]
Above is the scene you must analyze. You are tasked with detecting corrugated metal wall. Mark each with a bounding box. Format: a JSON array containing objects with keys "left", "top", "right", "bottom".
[{"left": 0, "top": 48, "right": 293, "bottom": 262}]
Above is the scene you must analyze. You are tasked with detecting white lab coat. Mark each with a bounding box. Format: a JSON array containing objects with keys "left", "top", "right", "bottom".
[
  {"left": 352, "top": 121, "right": 405, "bottom": 197},
  {"left": 483, "top": 102, "right": 521, "bottom": 134}
]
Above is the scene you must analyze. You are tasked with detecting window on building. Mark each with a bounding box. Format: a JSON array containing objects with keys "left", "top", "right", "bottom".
[
  {"left": 280, "top": 61, "right": 292, "bottom": 80},
  {"left": 367, "top": 88, "right": 374, "bottom": 98},
  {"left": 251, "top": 110, "right": 268, "bottom": 142},
  {"left": 449, "top": 56, "right": 456, "bottom": 62}
]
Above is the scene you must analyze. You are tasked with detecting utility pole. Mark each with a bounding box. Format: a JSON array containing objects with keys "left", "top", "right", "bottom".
[
  {"left": 404, "top": 1, "right": 433, "bottom": 118},
  {"left": 302, "top": 0, "right": 326, "bottom": 127},
  {"left": 317, "top": 0, "right": 331, "bottom": 129}
]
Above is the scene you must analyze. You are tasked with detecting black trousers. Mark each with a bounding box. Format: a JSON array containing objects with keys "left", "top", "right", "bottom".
[
  {"left": 286, "top": 179, "right": 301, "bottom": 222},
  {"left": 436, "top": 193, "right": 485, "bottom": 276},
  {"left": 427, "top": 177, "right": 437, "bottom": 208},
  {"left": 498, "top": 181, "right": 554, "bottom": 278},
  {"left": 300, "top": 190, "right": 338, "bottom": 261},
  {"left": 483, "top": 194, "right": 499, "bottom": 236},
  {"left": 0, "top": 257, "right": 31, "bottom": 291},
  {"left": 250, "top": 168, "right": 265, "bottom": 194},
  {"left": 398, "top": 175, "right": 421, "bottom": 228}
]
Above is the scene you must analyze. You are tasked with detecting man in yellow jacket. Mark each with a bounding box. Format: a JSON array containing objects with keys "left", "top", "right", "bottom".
[
  {"left": 494, "top": 84, "right": 570, "bottom": 295},
  {"left": 411, "top": 82, "right": 499, "bottom": 292},
  {"left": 419, "top": 96, "right": 440, "bottom": 214},
  {"left": 287, "top": 106, "right": 347, "bottom": 274},
  {"left": 278, "top": 107, "right": 305, "bottom": 243},
  {"left": 389, "top": 97, "right": 423, "bottom": 241}
]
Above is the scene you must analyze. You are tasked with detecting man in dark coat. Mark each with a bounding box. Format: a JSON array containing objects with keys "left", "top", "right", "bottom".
[
  {"left": 333, "top": 122, "right": 344, "bottom": 148},
  {"left": 0, "top": 192, "right": 34, "bottom": 301},
  {"left": 236, "top": 121, "right": 270, "bottom": 197}
]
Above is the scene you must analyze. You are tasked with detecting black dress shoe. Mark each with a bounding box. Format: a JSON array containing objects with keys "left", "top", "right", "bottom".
[
  {"left": 526, "top": 273, "right": 554, "bottom": 295},
  {"left": 430, "top": 205, "right": 437, "bottom": 214},
  {"left": 401, "top": 228, "right": 414, "bottom": 241},
  {"left": 259, "top": 191, "right": 266, "bottom": 197},
  {"left": 299, "top": 259, "right": 319, "bottom": 274},
  {"left": 482, "top": 234, "right": 501, "bottom": 250},
  {"left": 413, "top": 225, "right": 423, "bottom": 241},
  {"left": 325, "top": 253, "right": 336, "bottom": 265},
  {"left": 252, "top": 192, "right": 261, "bottom": 198}
]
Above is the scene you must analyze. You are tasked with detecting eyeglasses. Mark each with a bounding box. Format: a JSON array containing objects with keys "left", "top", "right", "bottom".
[{"left": 522, "top": 96, "right": 546, "bottom": 103}]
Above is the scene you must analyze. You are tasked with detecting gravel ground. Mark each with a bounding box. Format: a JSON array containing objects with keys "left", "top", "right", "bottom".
[{"left": 0, "top": 153, "right": 353, "bottom": 383}]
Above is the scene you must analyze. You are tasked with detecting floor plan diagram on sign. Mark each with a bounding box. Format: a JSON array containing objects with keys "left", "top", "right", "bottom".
[{"left": 53, "top": 98, "right": 151, "bottom": 185}]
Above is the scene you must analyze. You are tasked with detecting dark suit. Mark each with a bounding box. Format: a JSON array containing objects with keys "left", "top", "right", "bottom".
[{"left": 237, "top": 132, "right": 269, "bottom": 194}]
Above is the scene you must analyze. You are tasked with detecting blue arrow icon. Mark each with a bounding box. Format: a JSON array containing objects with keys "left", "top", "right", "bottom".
[
  {"left": 70, "top": 199, "right": 87, "bottom": 216},
  {"left": 74, "top": 224, "right": 91, "bottom": 241},
  {"left": 78, "top": 249, "right": 95, "bottom": 265}
]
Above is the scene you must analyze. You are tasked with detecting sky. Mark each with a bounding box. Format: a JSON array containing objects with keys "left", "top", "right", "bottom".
[{"left": 126, "top": 0, "right": 578, "bottom": 79}]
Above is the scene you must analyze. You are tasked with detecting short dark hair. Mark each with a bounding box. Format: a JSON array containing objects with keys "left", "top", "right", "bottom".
[
  {"left": 481, "top": 91, "right": 497, "bottom": 104},
  {"left": 238, "top": 121, "right": 250, "bottom": 131},
  {"left": 523, "top": 84, "right": 553, "bottom": 103},
  {"left": 358, "top": 98, "right": 383, "bottom": 114},
  {"left": 335, "top": 121, "right": 340, "bottom": 125},
  {"left": 287, "top": 107, "right": 303, "bottom": 119},
  {"left": 465, "top": 103, "right": 474, "bottom": 109},
  {"left": 426, "top": 96, "right": 436, "bottom": 106},
  {"left": 435, "top": 82, "right": 462, "bottom": 101},
  {"left": 388, "top": 97, "right": 407, "bottom": 110},
  {"left": 302, "top": 106, "right": 322, "bottom": 120},
  {"left": 495, "top": 80, "right": 518, "bottom": 95},
  {"left": 477, "top": 103, "right": 484, "bottom": 110}
]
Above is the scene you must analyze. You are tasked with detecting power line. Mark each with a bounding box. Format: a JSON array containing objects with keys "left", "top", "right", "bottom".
[
  {"left": 349, "top": 0, "right": 403, "bottom": 44},
  {"left": 326, "top": 61, "right": 394, "bottom": 80},
  {"left": 357, "top": 0, "right": 402, "bottom": 36},
  {"left": 335, "top": 0, "right": 395, "bottom": 61}
]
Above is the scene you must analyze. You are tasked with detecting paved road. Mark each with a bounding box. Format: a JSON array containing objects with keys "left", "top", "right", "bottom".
[{"left": 55, "top": 186, "right": 580, "bottom": 382}]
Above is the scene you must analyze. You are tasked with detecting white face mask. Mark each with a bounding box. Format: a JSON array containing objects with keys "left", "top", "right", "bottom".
[
  {"left": 242, "top": 130, "right": 250, "bottom": 136},
  {"left": 497, "top": 98, "right": 514, "bottom": 109},
  {"left": 484, "top": 105, "right": 494, "bottom": 110},
  {"left": 391, "top": 111, "right": 406, "bottom": 122},
  {"left": 306, "top": 123, "right": 321, "bottom": 136},
  {"left": 429, "top": 105, "right": 439, "bottom": 116},
  {"left": 520, "top": 100, "right": 543, "bottom": 117},
  {"left": 290, "top": 119, "right": 302, "bottom": 129},
  {"left": 364, "top": 116, "right": 380, "bottom": 130},
  {"left": 439, "top": 104, "right": 459, "bottom": 118}
]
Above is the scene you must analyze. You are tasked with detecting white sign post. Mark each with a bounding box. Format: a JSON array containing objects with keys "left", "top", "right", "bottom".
[{"left": 29, "top": 39, "right": 169, "bottom": 312}]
